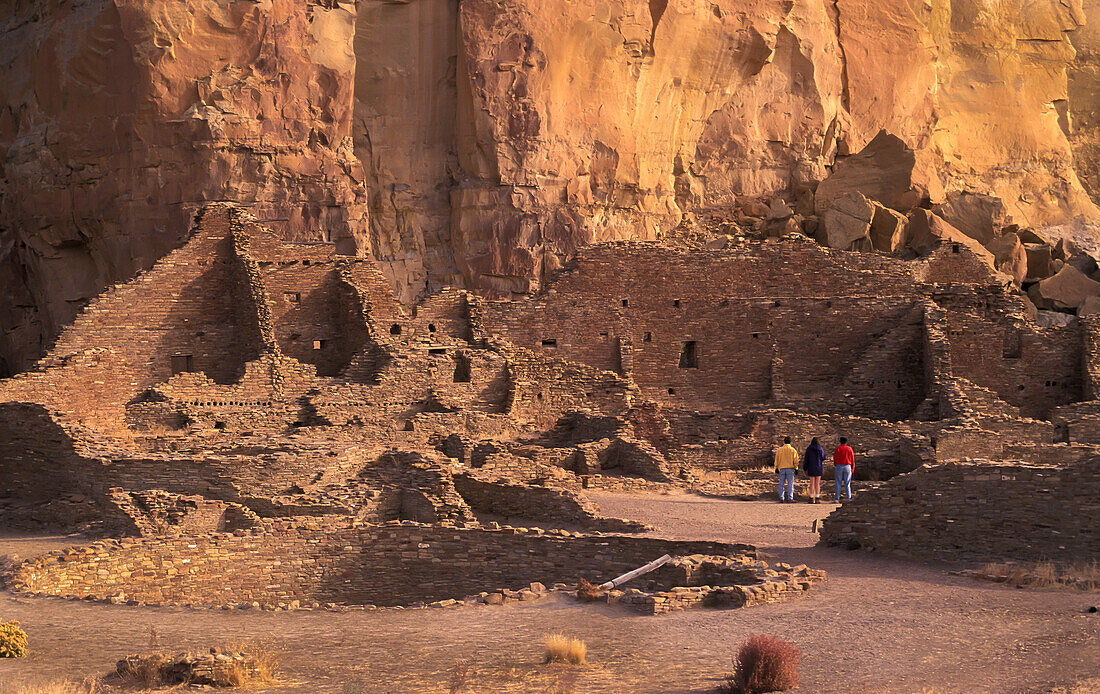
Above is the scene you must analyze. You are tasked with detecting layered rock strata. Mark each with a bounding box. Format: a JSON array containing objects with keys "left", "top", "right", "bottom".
[{"left": 2, "top": 0, "right": 1099, "bottom": 373}]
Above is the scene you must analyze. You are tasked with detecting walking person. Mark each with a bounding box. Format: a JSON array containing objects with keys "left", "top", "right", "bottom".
[
  {"left": 802, "top": 437, "right": 825, "bottom": 504},
  {"left": 833, "top": 436, "right": 854, "bottom": 503},
  {"left": 774, "top": 436, "right": 798, "bottom": 503}
]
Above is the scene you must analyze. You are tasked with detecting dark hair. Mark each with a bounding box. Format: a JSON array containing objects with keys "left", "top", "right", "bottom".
[
  {"left": 839, "top": 436, "right": 848, "bottom": 444},
  {"left": 810, "top": 437, "right": 819, "bottom": 446},
  {"left": 783, "top": 436, "right": 791, "bottom": 444}
]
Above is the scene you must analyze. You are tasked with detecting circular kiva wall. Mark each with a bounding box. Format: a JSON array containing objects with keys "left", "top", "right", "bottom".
[{"left": 7, "top": 520, "right": 755, "bottom": 608}]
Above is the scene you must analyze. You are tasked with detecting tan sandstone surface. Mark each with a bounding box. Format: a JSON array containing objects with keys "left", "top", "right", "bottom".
[{"left": 2, "top": 0, "right": 1099, "bottom": 374}]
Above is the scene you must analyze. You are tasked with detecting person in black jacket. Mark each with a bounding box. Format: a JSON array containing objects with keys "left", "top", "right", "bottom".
[{"left": 802, "top": 437, "right": 825, "bottom": 504}]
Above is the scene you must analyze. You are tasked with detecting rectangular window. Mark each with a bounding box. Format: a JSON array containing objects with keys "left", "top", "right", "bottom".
[
  {"left": 284, "top": 292, "right": 301, "bottom": 303},
  {"left": 643, "top": 332, "right": 653, "bottom": 343},
  {"left": 541, "top": 339, "right": 557, "bottom": 348},
  {"left": 679, "top": 341, "right": 698, "bottom": 369},
  {"left": 453, "top": 354, "right": 472, "bottom": 383},
  {"left": 170, "top": 355, "right": 194, "bottom": 375},
  {"left": 313, "top": 340, "right": 326, "bottom": 350}
]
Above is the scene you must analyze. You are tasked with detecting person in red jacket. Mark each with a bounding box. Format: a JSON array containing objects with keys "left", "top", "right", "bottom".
[{"left": 833, "top": 436, "right": 854, "bottom": 502}]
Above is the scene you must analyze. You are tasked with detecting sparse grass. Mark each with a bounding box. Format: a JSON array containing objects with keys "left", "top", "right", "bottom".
[
  {"left": 447, "top": 658, "right": 472, "bottom": 693},
  {"left": 1, "top": 619, "right": 29, "bottom": 658},
  {"left": 725, "top": 633, "right": 800, "bottom": 694},
  {"left": 16, "top": 678, "right": 105, "bottom": 694},
  {"left": 543, "top": 634, "right": 587, "bottom": 665},
  {"left": 973, "top": 560, "right": 1100, "bottom": 591}
]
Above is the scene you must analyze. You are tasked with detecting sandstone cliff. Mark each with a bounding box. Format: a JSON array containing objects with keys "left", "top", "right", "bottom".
[{"left": 1, "top": 0, "right": 1098, "bottom": 374}]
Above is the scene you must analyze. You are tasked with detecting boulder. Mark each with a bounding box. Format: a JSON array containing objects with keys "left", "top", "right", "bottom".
[
  {"left": 869, "top": 204, "right": 908, "bottom": 252},
  {"left": 763, "top": 215, "right": 804, "bottom": 238},
  {"left": 906, "top": 209, "right": 995, "bottom": 266},
  {"left": 933, "top": 193, "right": 1009, "bottom": 246},
  {"left": 1079, "top": 296, "right": 1100, "bottom": 317},
  {"left": 1027, "top": 265, "right": 1100, "bottom": 311},
  {"left": 821, "top": 192, "right": 875, "bottom": 250},
  {"left": 1024, "top": 243, "right": 1055, "bottom": 281},
  {"left": 1035, "top": 310, "right": 1077, "bottom": 328},
  {"left": 815, "top": 131, "right": 943, "bottom": 215},
  {"left": 987, "top": 232, "right": 1028, "bottom": 286}
]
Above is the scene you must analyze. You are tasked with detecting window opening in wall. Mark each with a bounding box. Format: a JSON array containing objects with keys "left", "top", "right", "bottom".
[
  {"left": 599, "top": 332, "right": 608, "bottom": 339},
  {"left": 285, "top": 292, "right": 300, "bottom": 303},
  {"left": 390, "top": 324, "right": 402, "bottom": 335},
  {"left": 678, "top": 341, "right": 698, "bottom": 369},
  {"left": 541, "top": 339, "right": 557, "bottom": 347},
  {"left": 643, "top": 332, "right": 652, "bottom": 343},
  {"left": 667, "top": 387, "right": 676, "bottom": 395},
  {"left": 313, "top": 340, "right": 326, "bottom": 350},
  {"left": 673, "top": 299, "right": 681, "bottom": 308},
  {"left": 621, "top": 299, "right": 629, "bottom": 308},
  {"left": 1003, "top": 329, "right": 1022, "bottom": 359},
  {"left": 170, "top": 355, "right": 194, "bottom": 375},
  {"left": 214, "top": 421, "right": 226, "bottom": 430},
  {"left": 302, "top": 259, "right": 311, "bottom": 266},
  {"left": 751, "top": 332, "right": 760, "bottom": 339},
  {"left": 453, "top": 354, "right": 472, "bottom": 383},
  {"left": 1018, "top": 385, "right": 1026, "bottom": 391},
  {"left": 429, "top": 348, "right": 447, "bottom": 355},
  {"left": 428, "top": 323, "right": 437, "bottom": 333},
  {"left": 952, "top": 244, "right": 960, "bottom": 254},
  {"left": 774, "top": 300, "right": 782, "bottom": 307}
]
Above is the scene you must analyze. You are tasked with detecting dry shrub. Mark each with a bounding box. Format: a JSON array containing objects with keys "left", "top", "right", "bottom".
[
  {"left": 544, "top": 634, "right": 587, "bottom": 665},
  {"left": 116, "top": 651, "right": 173, "bottom": 688},
  {"left": 1, "top": 620, "right": 29, "bottom": 658},
  {"left": 219, "top": 640, "right": 281, "bottom": 687},
  {"left": 726, "top": 634, "right": 800, "bottom": 694},
  {"left": 575, "top": 578, "right": 605, "bottom": 602},
  {"left": 974, "top": 561, "right": 1100, "bottom": 591}
]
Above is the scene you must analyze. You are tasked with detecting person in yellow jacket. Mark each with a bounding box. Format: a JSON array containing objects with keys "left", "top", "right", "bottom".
[{"left": 774, "top": 436, "right": 799, "bottom": 503}]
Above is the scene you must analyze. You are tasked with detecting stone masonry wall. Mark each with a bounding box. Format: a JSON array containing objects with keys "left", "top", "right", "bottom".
[
  {"left": 9, "top": 521, "right": 755, "bottom": 608},
  {"left": 820, "top": 459, "right": 1100, "bottom": 563}
]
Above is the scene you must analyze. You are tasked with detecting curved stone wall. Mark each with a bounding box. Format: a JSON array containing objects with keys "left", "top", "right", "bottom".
[{"left": 7, "top": 520, "right": 753, "bottom": 608}]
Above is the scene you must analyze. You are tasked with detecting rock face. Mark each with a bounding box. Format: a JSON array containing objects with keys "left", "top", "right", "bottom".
[{"left": 2, "top": 0, "right": 1100, "bottom": 374}]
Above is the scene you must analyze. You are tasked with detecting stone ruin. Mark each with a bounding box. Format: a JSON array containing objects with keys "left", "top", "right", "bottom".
[{"left": 2, "top": 201, "right": 1099, "bottom": 611}]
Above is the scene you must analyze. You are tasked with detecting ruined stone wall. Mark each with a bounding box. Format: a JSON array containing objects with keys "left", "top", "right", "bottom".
[
  {"left": 0, "top": 207, "right": 261, "bottom": 429},
  {"left": 452, "top": 475, "right": 644, "bottom": 532},
  {"left": 820, "top": 460, "right": 1100, "bottom": 563},
  {"left": 943, "top": 310, "right": 1081, "bottom": 418},
  {"left": 500, "top": 344, "right": 633, "bottom": 427},
  {"left": 0, "top": 403, "right": 105, "bottom": 515},
  {"left": 483, "top": 241, "right": 929, "bottom": 414},
  {"left": 9, "top": 521, "right": 753, "bottom": 607}
]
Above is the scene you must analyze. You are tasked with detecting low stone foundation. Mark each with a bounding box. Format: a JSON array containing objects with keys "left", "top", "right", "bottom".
[
  {"left": 8, "top": 520, "right": 765, "bottom": 609},
  {"left": 820, "top": 459, "right": 1100, "bottom": 562}
]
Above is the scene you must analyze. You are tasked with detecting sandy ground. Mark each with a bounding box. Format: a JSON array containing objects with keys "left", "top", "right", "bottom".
[{"left": 0, "top": 491, "right": 1097, "bottom": 693}]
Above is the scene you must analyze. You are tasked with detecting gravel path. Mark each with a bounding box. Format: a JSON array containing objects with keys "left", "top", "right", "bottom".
[{"left": 0, "top": 492, "right": 1097, "bottom": 693}]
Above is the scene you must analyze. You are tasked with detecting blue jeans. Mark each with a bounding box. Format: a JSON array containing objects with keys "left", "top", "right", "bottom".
[
  {"left": 777, "top": 469, "right": 795, "bottom": 500},
  {"left": 835, "top": 465, "right": 852, "bottom": 501}
]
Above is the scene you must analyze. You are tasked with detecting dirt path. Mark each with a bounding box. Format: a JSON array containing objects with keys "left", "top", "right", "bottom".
[{"left": 1, "top": 493, "right": 1098, "bottom": 693}]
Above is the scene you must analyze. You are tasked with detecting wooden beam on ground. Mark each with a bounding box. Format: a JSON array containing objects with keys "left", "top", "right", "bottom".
[{"left": 598, "top": 554, "right": 672, "bottom": 590}]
